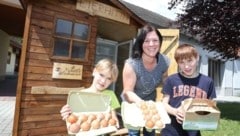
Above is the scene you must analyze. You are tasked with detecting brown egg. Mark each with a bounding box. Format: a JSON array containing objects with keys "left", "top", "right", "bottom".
[
  {"left": 91, "top": 119, "right": 100, "bottom": 129},
  {"left": 100, "top": 119, "right": 108, "bottom": 128},
  {"left": 137, "top": 101, "right": 146, "bottom": 108},
  {"left": 151, "top": 108, "right": 158, "bottom": 115},
  {"left": 108, "top": 118, "right": 117, "bottom": 126},
  {"left": 88, "top": 114, "right": 97, "bottom": 123},
  {"left": 81, "top": 121, "right": 91, "bottom": 131},
  {"left": 152, "top": 114, "right": 161, "bottom": 121},
  {"left": 89, "top": 114, "right": 97, "bottom": 120},
  {"left": 97, "top": 113, "right": 105, "bottom": 121},
  {"left": 145, "top": 120, "right": 155, "bottom": 128},
  {"left": 140, "top": 103, "right": 147, "bottom": 110},
  {"left": 69, "top": 123, "right": 80, "bottom": 133},
  {"left": 155, "top": 120, "right": 164, "bottom": 128},
  {"left": 147, "top": 101, "right": 156, "bottom": 109},
  {"left": 142, "top": 109, "right": 149, "bottom": 115},
  {"left": 144, "top": 114, "right": 152, "bottom": 121},
  {"left": 104, "top": 112, "right": 112, "bottom": 121},
  {"left": 79, "top": 114, "right": 88, "bottom": 122},
  {"left": 67, "top": 114, "right": 78, "bottom": 124}
]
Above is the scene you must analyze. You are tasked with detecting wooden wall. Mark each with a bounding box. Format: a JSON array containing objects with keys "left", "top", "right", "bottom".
[{"left": 13, "top": 0, "right": 98, "bottom": 135}]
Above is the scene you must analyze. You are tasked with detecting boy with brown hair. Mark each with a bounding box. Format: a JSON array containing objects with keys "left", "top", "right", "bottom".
[{"left": 161, "top": 44, "right": 216, "bottom": 136}]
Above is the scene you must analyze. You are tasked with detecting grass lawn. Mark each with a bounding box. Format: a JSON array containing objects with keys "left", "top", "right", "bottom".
[{"left": 201, "top": 102, "right": 240, "bottom": 136}]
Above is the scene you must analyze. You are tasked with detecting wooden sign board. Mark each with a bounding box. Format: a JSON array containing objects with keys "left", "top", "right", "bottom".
[
  {"left": 76, "top": 0, "right": 130, "bottom": 24},
  {"left": 52, "top": 62, "right": 83, "bottom": 80}
]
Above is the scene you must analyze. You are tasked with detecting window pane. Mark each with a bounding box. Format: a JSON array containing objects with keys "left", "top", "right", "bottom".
[
  {"left": 73, "top": 23, "right": 89, "bottom": 40},
  {"left": 53, "top": 38, "right": 70, "bottom": 57},
  {"left": 55, "top": 19, "right": 72, "bottom": 37},
  {"left": 71, "top": 41, "right": 87, "bottom": 59}
]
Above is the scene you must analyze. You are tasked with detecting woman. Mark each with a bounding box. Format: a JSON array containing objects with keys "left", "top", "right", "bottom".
[{"left": 122, "top": 24, "right": 170, "bottom": 136}]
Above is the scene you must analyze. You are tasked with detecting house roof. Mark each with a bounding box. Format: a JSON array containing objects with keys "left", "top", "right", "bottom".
[
  {"left": 118, "top": 0, "right": 173, "bottom": 28},
  {"left": 1, "top": 0, "right": 173, "bottom": 38}
]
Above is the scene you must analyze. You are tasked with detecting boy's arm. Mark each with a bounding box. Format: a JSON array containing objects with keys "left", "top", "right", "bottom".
[
  {"left": 111, "top": 110, "right": 119, "bottom": 128},
  {"left": 162, "top": 95, "right": 184, "bottom": 124},
  {"left": 162, "top": 95, "right": 177, "bottom": 116}
]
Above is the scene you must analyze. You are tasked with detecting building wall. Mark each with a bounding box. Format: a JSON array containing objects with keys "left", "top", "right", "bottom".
[
  {"left": 6, "top": 46, "right": 16, "bottom": 75},
  {"left": 14, "top": 0, "right": 98, "bottom": 135},
  {"left": 179, "top": 34, "right": 240, "bottom": 97},
  {"left": 0, "top": 29, "right": 9, "bottom": 80}
]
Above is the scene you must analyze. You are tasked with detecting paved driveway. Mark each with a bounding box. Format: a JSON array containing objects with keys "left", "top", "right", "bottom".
[{"left": 0, "top": 97, "right": 15, "bottom": 136}]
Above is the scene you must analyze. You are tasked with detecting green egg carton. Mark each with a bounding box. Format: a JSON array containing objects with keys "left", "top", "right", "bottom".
[{"left": 67, "top": 90, "right": 111, "bottom": 113}]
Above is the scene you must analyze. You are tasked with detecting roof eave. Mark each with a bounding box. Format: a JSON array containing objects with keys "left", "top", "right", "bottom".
[{"left": 110, "top": 0, "right": 146, "bottom": 26}]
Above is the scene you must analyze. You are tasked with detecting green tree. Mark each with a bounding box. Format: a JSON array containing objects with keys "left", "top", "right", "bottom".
[{"left": 169, "top": 0, "right": 240, "bottom": 60}]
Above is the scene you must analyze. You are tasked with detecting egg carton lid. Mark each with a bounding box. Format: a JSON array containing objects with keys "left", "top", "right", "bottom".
[{"left": 67, "top": 90, "right": 111, "bottom": 113}]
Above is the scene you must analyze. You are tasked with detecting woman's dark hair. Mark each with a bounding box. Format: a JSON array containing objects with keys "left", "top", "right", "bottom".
[{"left": 131, "top": 24, "right": 163, "bottom": 59}]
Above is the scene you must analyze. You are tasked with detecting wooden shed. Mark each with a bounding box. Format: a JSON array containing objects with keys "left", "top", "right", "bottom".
[
  {"left": 13, "top": 0, "right": 179, "bottom": 135},
  {"left": 12, "top": 0, "right": 145, "bottom": 135}
]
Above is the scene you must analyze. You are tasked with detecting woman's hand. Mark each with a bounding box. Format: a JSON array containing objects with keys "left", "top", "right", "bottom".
[{"left": 60, "top": 104, "right": 72, "bottom": 120}]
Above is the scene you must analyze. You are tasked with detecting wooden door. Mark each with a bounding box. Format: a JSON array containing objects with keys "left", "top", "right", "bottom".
[{"left": 156, "top": 29, "right": 179, "bottom": 101}]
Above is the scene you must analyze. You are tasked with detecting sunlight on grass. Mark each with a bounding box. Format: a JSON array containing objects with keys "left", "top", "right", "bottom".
[
  {"left": 201, "top": 102, "right": 240, "bottom": 136},
  {"left": 202, "top": 119, "right": 240, "bottom": 136}
]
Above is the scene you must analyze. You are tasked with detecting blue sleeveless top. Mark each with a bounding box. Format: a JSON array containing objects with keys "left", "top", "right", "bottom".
[{"left": 126, "top": 54, "right": 169, "bottom": 101}]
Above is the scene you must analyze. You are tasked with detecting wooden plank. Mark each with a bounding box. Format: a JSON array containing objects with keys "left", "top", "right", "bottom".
[
  {"left": 31, "top": 86, "right": 84, "bottom": 94},
  {"left": 23, "top": 80, "right": 87, "bottom": 88},
  {"left": 21, "top": 94, "right": 67, "bottom": 101},
  {"left": 26, "top": 59, "right": 53, "bottom": 67},
  {"left": 32, "top": 4, "right": 55, "bottom": 16},
  {"left": 31, "top": 11, "right": 54, "bottom": 22},
  {"left": 21, "top": 101, "right": 65, "bottom": 108},
  {"left": 30, "top": 31, "right": 52, "bottom": 42},
  {"left": 27, "top": 52, "right": 51, "bottom": 61},
  {"left": 29, "top": 45, "right": 50, "bottom": 54},
  {"left": 20, "top": 114, "right": 61, "bottom": 123},
  {"left": 29, "top": 37, "right": 51, "bottom": 47},
  {"left": 18, "top": 126, "right": 67, "bottom": 136},
  {"left": 25, "top": 73, "right": 53, "bottom": 81},
  {"left": 110, "top": 128, "right": 128, "bottom": 136},
  {"left": 13, "top": 4, "right": 32, "bottom": 136},
  {"left": 31, "top": 18, "right": 53, "bottom": 30},
  {"left": 19, "top": 120, "right": 65, "bottom": 130},
  {"left": 25, "top": 66, "right": 52, "bottom": 74},
  {"left": 21, "top": 107, "right": 61, "bottom": 115},
  {"left": 30, "top": 26, "right": 52, "bottom": 38}
]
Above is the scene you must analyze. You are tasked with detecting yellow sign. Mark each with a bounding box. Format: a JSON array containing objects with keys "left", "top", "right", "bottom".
[
  {"left": 52, "top": 62, "right": 83, "bottom": 80},
  {"left": 76, "top": 0, "right": 130, "bottom": 24}
]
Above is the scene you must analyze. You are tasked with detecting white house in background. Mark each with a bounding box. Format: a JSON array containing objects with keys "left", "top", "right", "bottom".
[
  {"left": 6, "top": 37, "right": 21, "bottom": 75},
  {"left": 121, "top": 0, "right": 240, "bottom": 98},
  {"left": 180, "top": 34, "right": 240, "bottom": 97}
]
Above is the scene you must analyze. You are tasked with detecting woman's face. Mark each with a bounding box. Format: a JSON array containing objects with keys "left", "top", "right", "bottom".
[
  {"left": 178, "top": 57, "right": 198, "bottom": 77},
  {"left": 142, "top": 31, "right": 160, "bottom": 57},
  {"left": 92, "top": 69, "right": 113, "bottom": 91}
]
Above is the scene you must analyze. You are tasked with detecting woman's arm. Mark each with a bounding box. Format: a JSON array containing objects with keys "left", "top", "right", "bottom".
[{"left": 122, "top": 62, "right": 142, "bottom": 103}]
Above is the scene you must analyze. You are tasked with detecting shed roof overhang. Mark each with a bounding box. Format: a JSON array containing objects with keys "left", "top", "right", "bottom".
[{"left": 0, "top": 0, "right": 25, "bottom": 37}]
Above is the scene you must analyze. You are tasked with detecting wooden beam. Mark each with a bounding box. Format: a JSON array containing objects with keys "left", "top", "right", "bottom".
[
  {"left": 13, "top": 3, "right": 32, "bottom": 136},
  {"left": 31, "top": 86, "right": 84, "bottom": 94}
]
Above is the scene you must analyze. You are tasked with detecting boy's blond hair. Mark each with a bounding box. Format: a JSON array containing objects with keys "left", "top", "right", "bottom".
[
  {"left": 174, "top": 44, "right": 199, "bottom": 63},
  {"left": 95, "top": 58, "right": 119, "bottom": 82}
]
